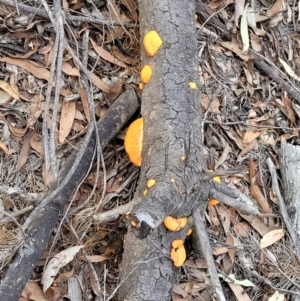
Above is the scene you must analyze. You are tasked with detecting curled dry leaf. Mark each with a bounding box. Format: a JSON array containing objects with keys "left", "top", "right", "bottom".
[
  {"left": 42, "top": 246, "right": 83, "bottom": 293},
  {"left": 59, "top": 101, "right": 76, "bottom": 143},
  {"left": 15, "top": 132, "right": 33, "bottom": 172},
  {"left": 21, "top": 281, "right": 47, "bottom": 301},
  {"left": 260, "top": 229, "right": 285, "bottom": 248},
  {"left": 0, "top": 141, "right": 9, "bottom": 155},
  {"left": 0, "top": 80, "right": 20, "bottom": 100},
  {"left": 249, "top": 159, "right": 272, "bottom": 213},
  {"left": 90, "top": 38, "right": 125, "bottom": 67},
  {"left": 279, "top": 58, "right": 300, "bottom": 81}
]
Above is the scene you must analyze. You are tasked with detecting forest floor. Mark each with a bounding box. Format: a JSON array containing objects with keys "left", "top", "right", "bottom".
[{"left": 0, "top": 0, "right": 300, "bottom": 300}]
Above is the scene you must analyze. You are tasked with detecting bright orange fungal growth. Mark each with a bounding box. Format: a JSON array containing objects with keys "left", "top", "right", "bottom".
[
  {"left": 143, "top": 31, "right": 163, "bottom": 57},
  {"left": 124, "top": 118, "right": 143, "bottom": 167},
  {"left": 140, "top": 65, "right": 152, "bottom": 84}
]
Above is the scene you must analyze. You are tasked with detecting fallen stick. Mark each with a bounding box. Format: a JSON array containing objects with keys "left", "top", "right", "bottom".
[{"left": 0, "top": 90, "right": 138, "bottom": 301}]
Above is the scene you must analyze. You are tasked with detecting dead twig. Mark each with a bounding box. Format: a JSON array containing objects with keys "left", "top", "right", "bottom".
[
  {"left": 193, "top": 207, "right": 226, "bottom": 301},
  {"left": 0, "top": 206, "right": 33, "bottom": 226}
]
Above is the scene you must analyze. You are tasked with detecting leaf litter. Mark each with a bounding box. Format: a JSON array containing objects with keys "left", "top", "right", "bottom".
[{"left": 0, "top": 0, "right": 299, "bottom": 300}]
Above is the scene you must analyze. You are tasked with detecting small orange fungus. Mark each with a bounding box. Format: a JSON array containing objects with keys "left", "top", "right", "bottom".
[
  {"left": 140, "top": 65, "right": 152, "bottom": 84},
  {"left": 170, "top": 178, "right": 175, "bottom": 183},
  {"left": 187, "top": 228, "right": 192, "bottom": 236},
  {"left": 181, "top": 156, "right": 186, "bottom": 161},
  {"left": 143, "top": 189, "right": 148, "bottom": 196},
  {"left": 164, "top": 216, "right": 188, "bottom": 232},
  {"left": 131, "top": 220, "right": 137, "bottom": 227},
  {"left": 139, "top": 83, "right": 144, "bottom": 90},
  {"left": 147, "top": 179, "right": 156, "bottom": 188},
  {"left": 126, "top": 211, "right": 131, "bottom": 216},
  {"left": 124, "top": 118, "right": 143, "bottom": 167},
  {"left": 171, "top": 239, "right": 186, "bottom": 267},
  {"left": 209, "top": 170, "right": 221, "bottom": 183},
  {"left": 143, "top": 31, "right": 163, "bottom": 56},
  {"left": 189, "top": 82, "right": 197, "bottom": 89},
  {"left": 208, "top": 199, "right": 220, "bottom": 206}
]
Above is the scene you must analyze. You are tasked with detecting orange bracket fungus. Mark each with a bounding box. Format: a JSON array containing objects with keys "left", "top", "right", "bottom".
[
  {"left": 124, "top": 118, "right": 143, "bottom": 167},
  {"left": 164, "top": 216, "right": 188, "bottom": 232},
  {"left": 171, "top": 239, "right": 186, "bottom": 267},
  {"left": 140, "top": 65, "right": 152, "bottom": 84},
  {"left": 143, "top": 31, "right": 163, "bottom": 56},
  {"left": 208, "top": 199, "right": 220, "bottom": 206},
  {"left": 187, "top": 228, "right": 193, "bottom": 236}
]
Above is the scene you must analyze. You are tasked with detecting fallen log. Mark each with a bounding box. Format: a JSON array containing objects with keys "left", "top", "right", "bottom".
[
  {"left": 118, "top": 0, "right": 258, "bottom": 300},
  {"left": 0, "top": 90, "right": 138, "bottom": 301}
]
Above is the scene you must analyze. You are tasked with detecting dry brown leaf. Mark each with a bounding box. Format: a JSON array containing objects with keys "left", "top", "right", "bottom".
[
  {"left": 0, "top": 80, "right": 20, "bottom": 100},
  {"left": 72, "top": 122, "right": 85, "bottom": 132},
  {"left": 218, "top": 205, "right": 233, "bottom": 234},
  {"left": 112, "top": 46, "right": 139, "bottom": 65},
  {"left": 249, "top": 159, "right": 272, "bottom": 213},
  {"left": 0, "top": 141, "right": 9, "bottom": 155},
  {"left": 209, "top": 0, "right": 228, "bottom": 9},
  {"left": 119, "top": 0, "right": 138, "bottom": 20},
  {"left": 234, "top": 221, "right": 250, "bottom": 237},
  {"left": 0, "top": 57, "right": 50, "bottom": 80},
  {"left": 238, "top": 139, "right": 258, "bottom": 160},
  {"left": 79, "top": 254, "right": 109, "bottom": 263},
  {"left": 74, "top": 110, "right": 86, "bottom": 121},
  {"left": 15, "top": 133, "right": 32, "bottom": 172},
  {"left": 184, "top": 257, "right": 207, "bottom": 268},
  {"left": 212, "top": 246, "right": 229, "bottom": 255},
  {"left": 215, "top": 142, "right": 231, "bottom": 169},
  {"left": 20, "top": 281, "right": 47, "bottom": 301},
  {"left": 29, "top": 133, "right": 43, "bottom": 154},
  {"left": 79, "top": 87, "right": 90, "bottom": 123},
  {"left": 108, "top": 78, "right": 123, "bottom": 102},
  {"left": 200, "top": 96, "right": 220, "bottom": 113},
  {"left": 239, "top": 213, "right": 270, "bottom": 236},
  {"left": 243, "top": 130, "right": 261, "bottom": 144},
  {"left": 59, "top": 101, "right": 76, "bottom": 143},
  {"left": 226, "top": 234, "right": 235, "bottom": 263},
  {"left": 227, "top": 283, "right": 252, "bottom": 301},
  {"left": 61, "top": 62, "right": 79, "bottom": 76},
  {"left": 250, "top": 32, "right": 262, "bottom": 52},
  {"left": 267, "top": 0, "right": 286, "bottom": 18},
  {"left": 219, "top": 41, "right": 250, "bottom": 61},
  {"left": 0, "top": 57, "right": 72, "bottom": 96},
  {"left": 90, "top": 38, "right": 125, "bottom": 68},
  {"left": 279, "top": 58, "right": 300, "bottom": 81},
  {"left": 54, "top": 267, "right": 74, "bottom": 284},
  {"left": 260, "top": 229, "right": 285, "bottom": 248}
]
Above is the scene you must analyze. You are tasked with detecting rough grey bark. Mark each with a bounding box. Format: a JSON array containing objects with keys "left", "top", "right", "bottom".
[
  {"left": 279, "top": 139, "right": 300, "bottom": 243},
  {"left": 0, "top": 90, "right": 138, "bottom": 301},
  {"left": 127, "top": 0, "right": 207, "bottom": 239},
  {"left": 277, "top": 139, "right": 300, "bottom": 301},
  {"left": 118, "top": 1, "right": 208, "bottom": 300}
]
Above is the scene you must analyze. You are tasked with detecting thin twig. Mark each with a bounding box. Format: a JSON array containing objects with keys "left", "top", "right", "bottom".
[
  {"left": 0, "top": 206, "right": 33, "bottom": 225},
  {"left": 193, "top": 207, "right": 226, "bottom": 301},
  {"left": 0, "top": 209, "right": 26, "bottom": 238}
]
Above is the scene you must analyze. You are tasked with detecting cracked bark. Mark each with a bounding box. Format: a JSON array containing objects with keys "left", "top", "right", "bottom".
[{"left": 118, "top": 1, "right": 208, "bottom": 300}]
